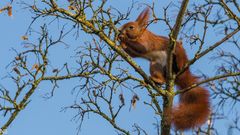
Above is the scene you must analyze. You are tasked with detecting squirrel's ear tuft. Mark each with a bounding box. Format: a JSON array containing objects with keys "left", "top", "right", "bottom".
[{"left": 135, "top": 7, "right": 150, "bottom": 28}]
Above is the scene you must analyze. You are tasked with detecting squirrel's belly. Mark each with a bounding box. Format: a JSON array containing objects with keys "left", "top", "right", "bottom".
[{"left": 143, "top": 51, "right": 167, "bottom": 67}]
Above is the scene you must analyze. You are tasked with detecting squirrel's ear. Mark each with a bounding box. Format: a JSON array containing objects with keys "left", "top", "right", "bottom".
[{"left": 135, "top": 8, "right": 150, "bottom": 28}]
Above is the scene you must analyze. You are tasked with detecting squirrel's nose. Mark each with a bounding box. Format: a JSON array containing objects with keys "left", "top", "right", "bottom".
[
  {"left": 117, "top": 29, "right": 124, "bottom": 40},
  {"left": 118, "top": 34, "right": 124, "bottom": 41}
]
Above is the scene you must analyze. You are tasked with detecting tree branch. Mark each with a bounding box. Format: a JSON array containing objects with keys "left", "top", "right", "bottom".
[
  {"left": 176, "top": 72, "right": 240, "bottom": 94},
  {"left": 177, "top": 27, "right": 240, "bottom": 77}
]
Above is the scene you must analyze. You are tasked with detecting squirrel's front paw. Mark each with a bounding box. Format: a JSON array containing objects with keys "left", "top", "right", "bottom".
[{"left": 150, "top": 76, "right": 165, "bottom": 85}]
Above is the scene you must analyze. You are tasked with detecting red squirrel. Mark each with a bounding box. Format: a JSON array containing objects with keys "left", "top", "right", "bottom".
[{"left": 118, "top": 8, "right": 210, "bottom": 131}]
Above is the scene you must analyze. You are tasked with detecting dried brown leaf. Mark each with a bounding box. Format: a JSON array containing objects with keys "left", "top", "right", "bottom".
[
  {"left": 31, "top": 64, "right": 39, "bottom": 70},
  {"left": 7, "top": 5, "right": 12, "bottom": 16},
  {"left": 21, "top": 35, "right": 28, "bottom": 40}
]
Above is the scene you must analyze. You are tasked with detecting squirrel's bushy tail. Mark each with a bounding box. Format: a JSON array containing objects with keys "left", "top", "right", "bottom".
[{"left": 172, "top": 69, "right": 211, "bottom": 130}]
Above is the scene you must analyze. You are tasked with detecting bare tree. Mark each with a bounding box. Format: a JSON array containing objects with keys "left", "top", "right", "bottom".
[{"left": 0, "top": 0, "right": 239, "bottom": 135}]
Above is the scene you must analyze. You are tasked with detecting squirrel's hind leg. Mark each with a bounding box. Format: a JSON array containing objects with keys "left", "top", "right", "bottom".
[{"left": 150, "top": 61, "right": 166, "bottom": 84}]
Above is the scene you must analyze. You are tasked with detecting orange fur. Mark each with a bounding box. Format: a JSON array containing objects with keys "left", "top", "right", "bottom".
[
  {"left": 118, "top": 8, "right": 210, "bottom": 130},
  {"left": 173, "top": 70, "right": 210, "bottom": 130}
]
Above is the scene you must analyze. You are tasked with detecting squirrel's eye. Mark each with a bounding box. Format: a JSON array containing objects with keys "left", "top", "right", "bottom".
[{"left": 128, "top": 26, "right": 134, "bottom": 30}]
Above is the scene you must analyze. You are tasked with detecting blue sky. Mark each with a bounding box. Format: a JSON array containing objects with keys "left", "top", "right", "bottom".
[{"left": 0, "top": 0, "right": 239, "bottom": 135}]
